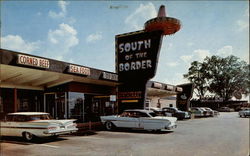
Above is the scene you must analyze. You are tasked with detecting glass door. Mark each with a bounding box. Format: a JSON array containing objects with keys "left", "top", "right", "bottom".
[
  {"left": 56, "top": 92, "right": 66, "bottom": 119},
  {"left": 45, "top": 92, "right": 66, "bottom": 119},
  {"left": 68, "top": 92, "right": 84, "bottom": 122},
  {"left": 44, "top": 93, "right": 56, "bottom": 118}
]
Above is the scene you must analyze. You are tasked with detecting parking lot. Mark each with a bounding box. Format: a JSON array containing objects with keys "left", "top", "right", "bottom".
[{"left": 0, "top": 112, "right": 249, "bottom": 156}]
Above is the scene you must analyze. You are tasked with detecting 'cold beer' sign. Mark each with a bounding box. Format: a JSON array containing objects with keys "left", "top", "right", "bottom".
[{"left": 116, "top": 30, "right": 163, "bottom": 112}]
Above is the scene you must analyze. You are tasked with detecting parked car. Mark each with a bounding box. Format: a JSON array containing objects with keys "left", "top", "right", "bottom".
[
  {"left": 161, "top": 107, "right": 190, "bottom": 120},
  {"left": 199, "top": 107, "right": 210, "bottom": 117},
  {"left": 100, "top": 109, "right": 177, "bottom": 131},
  {"left": 0, "top": 112, "right": 78, "bottom": 141},
  {"left": 217, "top": 107, "right": 234, "bottom": 112},
  {"left": 190, "top": 107, "right": 204, "bottom": 117},
  {"left": 203, "top": 107, "right": 220, "bottom": 116},
  {"left": 145, "top": 107, "right": 163, "bottom": 116},
  {"left": 239, "top": 108, "right": 250, "bottom": 118}
]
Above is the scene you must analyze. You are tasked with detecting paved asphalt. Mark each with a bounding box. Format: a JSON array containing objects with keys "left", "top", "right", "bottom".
[{"left": 0, "top": 112, "right": 249, "bottom": 156}]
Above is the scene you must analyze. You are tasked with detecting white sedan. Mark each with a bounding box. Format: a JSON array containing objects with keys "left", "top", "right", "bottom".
[
  {"left": 0, "top": 112, "right": 78, "bottom": 141},
  {"left": 100, "top": 109, "right": 177, "bottom": 131}
]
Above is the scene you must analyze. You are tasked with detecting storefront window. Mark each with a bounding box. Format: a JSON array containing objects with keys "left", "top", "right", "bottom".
[
  {"left": 0, "top": 88, "right": 14, "bottom": 119},
  {"left": 0, "top": 96, "right": 3, "bottom": 113},
  {"left": 18, "top": 98, "right": 29, "bottom": 111},
  {"left": 56, "top": 92, "right": 66, "bottom": 119},
  {"left": 17, "top": 89, "right": 43, "bottom": 112},
  {"left": 68, "top": 92, "right": 84, "bottom": 122}
]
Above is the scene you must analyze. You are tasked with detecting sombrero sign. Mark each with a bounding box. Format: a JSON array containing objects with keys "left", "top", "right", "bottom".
[{"left": 116, "top": 5, "right": 181, "bottom": 112}]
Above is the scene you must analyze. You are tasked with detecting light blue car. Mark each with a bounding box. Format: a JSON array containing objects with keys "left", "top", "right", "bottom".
[{"left": 239, "top": 108, "right": 250, "bottom": 118}]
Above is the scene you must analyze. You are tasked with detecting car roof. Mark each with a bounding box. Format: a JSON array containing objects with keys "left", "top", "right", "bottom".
[
  {"left": 162, "top": 107, "right": 177, "bottom": 109},
  {"left": 7, "top": 112, "right": 49, "bottom": 115},
  {"left": 145, "top": 107, "right": 161, "bottom": 111},
  {"left": 242, "top": 108, "right": 250, "bottom": 110},
  {"left": 125, "top": 109, "right": 154, "bottom": 113}
]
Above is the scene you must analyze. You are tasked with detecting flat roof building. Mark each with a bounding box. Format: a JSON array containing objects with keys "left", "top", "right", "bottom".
[{"left": 0, "top": 49, "right": 182, "bottom": 122}]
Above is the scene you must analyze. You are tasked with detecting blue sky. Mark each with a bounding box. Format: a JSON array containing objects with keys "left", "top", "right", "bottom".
[{"left": 1, "top": 0, "right": 249, "bottom": 88}]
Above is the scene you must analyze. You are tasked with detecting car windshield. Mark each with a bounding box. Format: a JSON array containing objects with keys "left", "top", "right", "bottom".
[
  {"left": 5, "top": 114, "right": 52, "bottom": 122},
  {"left": 26, "top": 114, "right": 52, "bottom": 121},
  {"left": 149, "top": 112, "right": 157, "bottom": 117}
]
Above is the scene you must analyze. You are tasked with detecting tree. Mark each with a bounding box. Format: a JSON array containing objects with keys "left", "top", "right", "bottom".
[
  {"left": 183, "top": 61, "right": 209, "bottom": 99},
  {"left": 203, "top": 55, "right": 249, "bottom": 101},
  {"left": 184, "top": 55, "right": 249, "bottom": 101}
]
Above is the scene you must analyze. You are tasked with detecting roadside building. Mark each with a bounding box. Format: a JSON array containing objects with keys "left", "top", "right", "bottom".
[
  {"left": 146, "top": 81, "right": 182, "bottom": 108},
  {"left": 0, "top": 49, "right": 118, "bottom": 122},
  {"left": 0, "top": 49, "right": 184, "bottom": 122}
]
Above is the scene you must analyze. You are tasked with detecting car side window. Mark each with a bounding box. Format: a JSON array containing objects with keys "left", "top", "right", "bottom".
[
  {"left": 120, "top": 112, "right": 128, "bottom": 117},
  {"left": 6, "top": 115, "right": 14, "bottom": 121},
  {"left": 164, "top": 108, "right": 170, "bottom": 112},
  {"left": 13, "top": 115, "right": 26, "bottom": 122},
  {"left": 137, "top": 112, "right": 149, "bottom": 118},
  {"left": 120, "top": 112, "right": 135, "bottom": 117},
  {"left": 129, "top": 112, "right": 138, "bottom": 118}
]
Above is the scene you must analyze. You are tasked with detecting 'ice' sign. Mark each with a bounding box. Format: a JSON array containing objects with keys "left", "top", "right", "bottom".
[{"left": 116, "top": 30, "right": 162, "bottom": 82}]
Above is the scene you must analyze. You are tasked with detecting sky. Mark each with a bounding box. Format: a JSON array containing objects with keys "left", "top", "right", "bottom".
[{"left": 1, "top": 1, "right": 249, "bottom": 98}]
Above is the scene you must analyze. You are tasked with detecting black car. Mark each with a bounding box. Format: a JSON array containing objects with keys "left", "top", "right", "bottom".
[{"left": 162, "top": 107, "right": 190, "bottom": 120}]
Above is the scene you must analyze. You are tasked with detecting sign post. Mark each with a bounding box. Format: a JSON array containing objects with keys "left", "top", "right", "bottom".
[
  {"left": 116, "top": 30, "right": 163, "bottom": 112},
  {"left": 176, "top": 83, "right": 194, "bottom": 111},
  {"left": 115, "top": 5, "right": 182, "bottom": 112}
]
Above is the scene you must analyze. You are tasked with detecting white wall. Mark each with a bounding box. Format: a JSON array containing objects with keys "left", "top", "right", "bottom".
[{"left": 147, "top": 96, "right": 177, "bottom": 108}]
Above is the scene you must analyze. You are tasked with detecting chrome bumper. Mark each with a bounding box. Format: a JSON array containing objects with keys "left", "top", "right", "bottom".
[{"left": 166, "top": 124, "right": 177, "bottom": 130}]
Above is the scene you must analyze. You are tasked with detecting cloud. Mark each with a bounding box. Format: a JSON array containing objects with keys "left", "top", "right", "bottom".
[
  {"left": 237, "top": 20, "right": 249, "bottom": 31},
  {"left": 167, "top": 43, "right": 173, "bottom": 49},
  {"left": 216, "top": 45, "right": 233, "bottom": 57},
  {"left": 125, "top": 2, "right": 157, "bottom": 30},
  {"left": 1, "top": 35, "right": 40, "bottom": 53},
  {"left": 193, "top": 49, "right": 210, "bottom": 61},
  {"left": 37, "top": 12, "right": 42, "bottom": 16},
  {"left": 48, "top": 23, "right": 78, "bottom": 47},
  {"left": 180, "top": 49, "right": 210, "bottom": 63},
  {"left": 46, "top": 23, "right": 79, "bottom": 59},
  {"left": 180, "top": 55, "right": 193, "bottom": 63},
  {"left": 166, "top": 62, "right": 178, "bottom": 67},
  {"left": 160, "top": 73, "right": 189, "bottom": 85},
  {"left": 187, "top": 42, "right": 194, "bottom": 47},
  {"left": 236, "top": 8, "right": 249, "bottom": 31},
  {"left": 86, "top": 32, "right": 103, "bottom": 43},
  {"left": 49, "top": 0, "right": 69, "bottom": 19}
]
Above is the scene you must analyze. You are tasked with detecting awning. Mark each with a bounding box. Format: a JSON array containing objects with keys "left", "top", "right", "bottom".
[
  {"left": 147, "top": 87, "right": 177, "bottom": 97},
  {"left": 0, "top": 64, "right": 119, "bottom": 90}
]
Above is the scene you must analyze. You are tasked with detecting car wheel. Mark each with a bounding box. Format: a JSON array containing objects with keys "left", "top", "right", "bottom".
[
  {"left": 23, "top": 132, "right": 34, "bottom": 141},
  {"left": 105, "top": 121, "right": 114, "bottom": 130}
]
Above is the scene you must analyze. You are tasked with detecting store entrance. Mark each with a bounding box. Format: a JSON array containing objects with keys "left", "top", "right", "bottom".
[
  {"left": 83, "top": 95, "right": 115, "bottom": 122},
  {"left": 45, "top": 92, "right": 66, "bottom": 119}
]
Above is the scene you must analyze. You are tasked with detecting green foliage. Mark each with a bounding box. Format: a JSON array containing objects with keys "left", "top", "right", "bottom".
[
  {"left": 183, "top": 61, "right": 208, "bottom": 98},
  {"left": 184, "top": 55, "right": 249, "bottom": 101}
]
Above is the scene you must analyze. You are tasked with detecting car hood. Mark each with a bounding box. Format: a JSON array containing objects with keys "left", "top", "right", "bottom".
[
  {"left": 240, "top": 110, "right": 250, "bottom": 113},
  {"left": 152, "top": 116, "right": 177, "bottom": 123},
  {"left": 176, "top": 110, "right": 186, "bottom": 113},
  {"left": 30, "top": 119, "right": 76, "bottom": 125}
]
